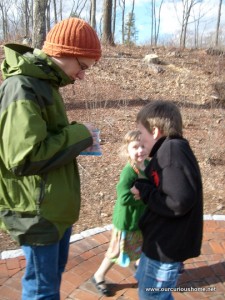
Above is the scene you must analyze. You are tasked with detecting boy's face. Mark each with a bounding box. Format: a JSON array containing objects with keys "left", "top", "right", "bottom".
[{"left": 137, "top": 123, "right": 158, "bottom": 156}]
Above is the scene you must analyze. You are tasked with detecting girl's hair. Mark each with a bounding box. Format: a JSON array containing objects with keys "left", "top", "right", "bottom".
[
  {"left": 136, "top": 100, "right": 183, "bottom": 137},
  {"left": 119, "top": 130, "right": 141, "bottom": 162}
]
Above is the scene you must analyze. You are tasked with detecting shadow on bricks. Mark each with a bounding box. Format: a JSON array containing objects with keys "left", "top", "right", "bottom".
[
  {"left": 178, "top": 262, "right": 225, "bottom": 288},
  {"left": 108, "top": 282, "right": 138, "bottom": 293}
]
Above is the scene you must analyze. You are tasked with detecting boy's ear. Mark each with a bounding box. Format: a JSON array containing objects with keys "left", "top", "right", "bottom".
[{"left": 152, "top": 127, "right": 161, "bottom": 139}]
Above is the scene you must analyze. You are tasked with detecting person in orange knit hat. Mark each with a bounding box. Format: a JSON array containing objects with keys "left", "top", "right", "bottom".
[
  {"left": 0, "top": 18, "right": 101, "bottom": 300},
  {"left": 42, "top": 17, "right": 101, "bottom": 80}
]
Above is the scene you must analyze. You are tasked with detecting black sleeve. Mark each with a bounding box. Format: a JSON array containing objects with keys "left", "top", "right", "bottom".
[{"left": 137, "top": 165, "right": 198, "bottom": 217}]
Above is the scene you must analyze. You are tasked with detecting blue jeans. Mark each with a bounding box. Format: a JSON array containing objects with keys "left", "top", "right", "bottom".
[
  {"left": 21, "top": 227, "right": 72, "bottom": 300},
  {"left": 135, "top": 253, "right": 182, "bottom": 300}
]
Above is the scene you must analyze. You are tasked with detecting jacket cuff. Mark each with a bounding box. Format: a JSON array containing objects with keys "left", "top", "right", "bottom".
[{"left": 134, "top": 179, "right": 155, "bottom": 204}]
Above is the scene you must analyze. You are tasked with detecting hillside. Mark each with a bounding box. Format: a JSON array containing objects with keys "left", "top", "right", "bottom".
[{"left": 0, "top": 44, "right": 225, "bottom": 251}]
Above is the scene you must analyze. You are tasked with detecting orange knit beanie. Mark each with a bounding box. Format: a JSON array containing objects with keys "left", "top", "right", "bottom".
[{"left": 42, "top": 18, "right": 101, "bottom": 61}]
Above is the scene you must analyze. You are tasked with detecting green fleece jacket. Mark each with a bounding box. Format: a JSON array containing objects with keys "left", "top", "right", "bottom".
[
  {"left": 0, "top": 44, "right": 93, "bottom": 245},
  {"left": 112, "top": 162, "right": 147, "bottom": 231}
]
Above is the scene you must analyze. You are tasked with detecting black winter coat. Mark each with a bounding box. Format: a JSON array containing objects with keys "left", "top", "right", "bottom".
[{"left": 135, "top": 136, "right": 203, "bottom": 262}]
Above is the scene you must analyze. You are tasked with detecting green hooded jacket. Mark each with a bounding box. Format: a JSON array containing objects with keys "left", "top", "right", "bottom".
[
  {"left": 112, "top": 162, "right": 148, "bottom": 231},
  {"left": 0, "top": 44, "right": 93, "bottom": 245}
]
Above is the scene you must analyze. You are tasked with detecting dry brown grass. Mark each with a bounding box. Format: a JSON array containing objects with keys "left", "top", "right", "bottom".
[{"left": 0, "top": 45, "right": 225, "bottom": 251}]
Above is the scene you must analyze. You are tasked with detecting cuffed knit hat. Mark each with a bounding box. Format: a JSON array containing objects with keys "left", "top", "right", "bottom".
[{"left": 42, "top": 18, "right": 101, "bottom": 61}]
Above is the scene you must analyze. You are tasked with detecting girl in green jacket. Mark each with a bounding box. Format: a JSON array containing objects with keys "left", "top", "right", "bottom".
[{"left": 92, "top": 130, "right": 148, "bottom": 296}]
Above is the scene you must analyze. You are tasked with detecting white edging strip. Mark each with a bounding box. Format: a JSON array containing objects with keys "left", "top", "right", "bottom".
[
  {"left": 1, "top": 248, "right": 24, "bottom": 260},
  {"left": 204, "top": 214, "right": 225, "bottom": 221},
  {"left": 1, "top": 215, "right": 225, "bottom": 260}
]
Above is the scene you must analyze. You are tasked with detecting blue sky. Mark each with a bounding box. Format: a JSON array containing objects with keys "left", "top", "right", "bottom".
[
  {"left": 114, "top": 0, "right": 225, "bottom": 45},
  {"left": 63, "top": 0, "right": 225, "bottom": 46}
]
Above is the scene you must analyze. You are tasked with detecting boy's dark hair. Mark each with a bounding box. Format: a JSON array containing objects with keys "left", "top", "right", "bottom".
[{"left": 136, "top": 100, "right": 183, "bottom": 137}]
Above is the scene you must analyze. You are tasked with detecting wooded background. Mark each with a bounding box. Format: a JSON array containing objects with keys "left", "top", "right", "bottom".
[{"left": 0, "top": 0, "right": 224, "bottom": 49}]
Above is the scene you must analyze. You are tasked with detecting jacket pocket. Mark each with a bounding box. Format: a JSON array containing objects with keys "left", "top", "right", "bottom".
[{"left": 0, "top": 209, "right": 59, "bottom": 245}]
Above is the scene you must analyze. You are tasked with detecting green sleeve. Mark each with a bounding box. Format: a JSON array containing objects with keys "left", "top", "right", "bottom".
[
  {"left": 0, "top": 100, "right": 92, "bottom": 176},
  {"left": 116, "top": 164, "right": 144, "bottom": 206}
]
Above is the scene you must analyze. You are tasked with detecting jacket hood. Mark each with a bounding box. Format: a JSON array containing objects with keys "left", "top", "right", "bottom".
[{"left": 1, "top": 43, "right": 73, "bottom": 87}]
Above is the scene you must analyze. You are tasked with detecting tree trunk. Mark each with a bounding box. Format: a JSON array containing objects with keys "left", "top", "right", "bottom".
[
  {"left": 155, "top": 0, "right": 164, "bottom": 46},
  {"left": 46, "top": 0, "right": 50, "bottom": 32},
  {"left": 32, "top": 0, "right": 48, "bottom": 49},
  {"left": 150, "top": 0, "right": 164, "bottom": 46},
  {"left": 0, "top": 1, "right": 9, "bottom": 40},
  {"left": 126, "top": 0, "right": 135, "bottom": 44},
  {"left": 215, "top": 0, "right": 222, "bottom": 47},
  {"left": 59, "top": 0, "right": 62, "bottom": 20},
  {"left": 112, "top": 0, "right": 117, "bottom": 39},
  {"left": 53, "top": 0, "right": 58, "bottom": 24},
  {"left": 151, "top": 0, "right": 154, "bottom": 45},
  {"left": 119, "top": 0, "right": 125, "bottom": 44},
  {"left": 179, "top": 0, "right": 200, "bottom": 48},
  {"left": 90, "top": 0, "right": 96, "bottom": 29},
  {"left": 102, "top": 0, "right": 114, "bottom": 45},
  {"left": 24, "top": 0, "right": 29, "bottom": 36}
]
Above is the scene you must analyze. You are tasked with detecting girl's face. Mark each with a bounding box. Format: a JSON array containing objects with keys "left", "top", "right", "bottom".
[{"left": 127, "top": 140, "right": 148, "bottom": 163}]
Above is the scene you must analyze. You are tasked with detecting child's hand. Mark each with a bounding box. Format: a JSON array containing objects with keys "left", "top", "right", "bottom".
[{"left": 131, "top": 186, "right": 141, "bottom": 200}]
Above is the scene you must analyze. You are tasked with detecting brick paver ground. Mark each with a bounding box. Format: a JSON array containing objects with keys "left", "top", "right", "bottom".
[{"left": 1, "top": 219, "right": 225, "bottom": 299}]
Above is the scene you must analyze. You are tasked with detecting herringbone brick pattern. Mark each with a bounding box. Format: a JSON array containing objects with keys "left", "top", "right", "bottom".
[{"left": 0, "top": 220, "right": 225, "bottom": 299}]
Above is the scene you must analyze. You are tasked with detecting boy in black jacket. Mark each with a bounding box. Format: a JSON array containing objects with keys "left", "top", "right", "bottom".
[{"left": 131, "top": 100, "right": 203, "bottom": 300}]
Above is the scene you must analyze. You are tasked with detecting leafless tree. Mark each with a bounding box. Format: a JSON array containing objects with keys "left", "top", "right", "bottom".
[
  {"left": 215, "top": 0, "right": 222, "bottom": 47},
  {"left": 90, "top": 0, "right": 96, "bottom": 29},
  {"left": 21, "top": 0, "right": 33, "bottom": 37},
  {"left": 70, "top": 0, "right": 88, "bottom": 18},
  {"left": 125, "top": 0, "right": 135, "bottom": 44},
  {"left": 192, "top": 1, "right": 210, "bottom": 48},
  {"left": 112, "top": 0, "right": 117, "bottom": 39},
  {"left": 52, "top": 0, "right": 58, "bottom": 24},
  {"left": 102, "top": 0, "right": 114, "bottom": 45},
  {"left": 59, "top": 0, "right": 63, "bottom": 20},
  {"left": 119, "top": 0, "right": 125, "bottom": 43},
  {"left": 174, "top": 0, "right": 202, "bottom": 48},
  {"left": 0, "top": 0, "right": 12, "bottom": 40},
  {"left": 0, "top": 0, "right": 31, "bottom": 41},
  {"left": 23, "top": 0, "right": 29, "bottom": 36},
  {"left": 150, "top": 0, "right": 164, "bottom": 46}
]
